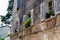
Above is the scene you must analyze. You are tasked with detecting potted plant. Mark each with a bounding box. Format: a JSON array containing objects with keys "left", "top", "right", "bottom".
[
  {"left": 45, "top": 13, "right": 50, "bottom": 19},
  {"left": 45, "top": 10, "right": 55, "bottom": 19},
  {"left": 49, "top": 10, "right": 55, "bottom": 18},
  {"left": 51, "top": 11, "right": 55, "bottom": 16},
  {"left": 24, "top": 18, "right": 31, "bottom": 28}
]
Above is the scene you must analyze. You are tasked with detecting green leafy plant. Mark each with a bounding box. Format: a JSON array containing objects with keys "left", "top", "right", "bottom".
[
  {"left": 6, "top": 13, "right": 12, "bottom": 19},
  {"left": 51, "top": 11, "right": 55, "bottom": 16},
  {"left": 0, "top": 38, "right": 4, "bottom": 40},
  {"left": 45, "top": 13, "right": 50, "bottom": 19},
  {"left": 1, "top": 0, "right": 13, "bottom": 24},
  {"left": 1, "top": 13, "right": 12, "bottom": 24},
  {"left": 49, "top": 10, "right": 55, "bottom": 16},
  {"left": 24, "top": 18, "right": 31, "bottom": 28},
  {"left": 45, "top": 11, "right": 55, "bottom": 19},
  {"left": 1, "top": 16, "right": 6, "bottom": 22},
  {"left": 7, "top": 0, "right": 13, "bottom": 13}
]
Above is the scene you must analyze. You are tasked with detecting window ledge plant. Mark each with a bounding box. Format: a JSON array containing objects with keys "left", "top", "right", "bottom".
[
  {"left": 24, "top": 18, "right": 31, "bottom": 28},
  {"left": 24, "top": 12, "right": 31, "bottom": 28},
  {"left": 45, "top": 11, "right": 55, "bottom": 19}
]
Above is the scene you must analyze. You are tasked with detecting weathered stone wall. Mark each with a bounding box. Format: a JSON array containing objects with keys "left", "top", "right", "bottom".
[
  {"left": 56, "top": 14, "right": 60, "bottom": 26},
  {"left": 20, "top": 26, "right": 60, "bottom": 40}
]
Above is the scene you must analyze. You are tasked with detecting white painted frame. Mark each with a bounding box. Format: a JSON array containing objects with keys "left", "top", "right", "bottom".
[
  {"left": 31, "top": 9, "right": 34, "bottom": 26},
  {"left": 40, "top": 1, "right": 46, "bottom": 21}
]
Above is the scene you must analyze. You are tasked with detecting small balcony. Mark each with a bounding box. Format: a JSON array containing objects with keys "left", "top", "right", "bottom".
[
  {"left": 32, "top": 15, "right": 56, "bottom": 33},
  {"left": 10, "top": 14, "right": 60, "bottom": 40}
]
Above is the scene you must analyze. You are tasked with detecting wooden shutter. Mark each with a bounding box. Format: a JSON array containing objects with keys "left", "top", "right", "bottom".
[
  {"left": 54, "top": 0, "right": 57, "bottom": 14},
  {"left": 54, "top": 0, "right": 60, "bottom": 14}
]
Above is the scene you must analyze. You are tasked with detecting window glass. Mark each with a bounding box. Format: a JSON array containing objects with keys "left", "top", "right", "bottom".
[
  {"left": 48, "top": 1, "right": 52, "bottom": 11},
  {"left": 17, "top": 0, "right": 20, "bottom": 9}
]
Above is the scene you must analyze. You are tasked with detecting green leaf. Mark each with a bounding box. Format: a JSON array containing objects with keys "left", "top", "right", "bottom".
[
  {"left": 1, "top": 0, "right": 13, "bottom": 24},
  {"left": 45, "top": 13, "right": 50, "bottom": 19},
  {"left": 6, "top": 13, "right": 12, "bottom": 19},
  {"left": 1, "top": 16, "right": 6, "bottom": 22},
  {"left": 0, "top": 38, "right": 4, "bottom": 40}
]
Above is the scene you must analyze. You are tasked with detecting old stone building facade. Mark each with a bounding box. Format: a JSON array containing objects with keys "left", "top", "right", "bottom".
[{"left": 10, "top": 0, "right": 60, "bottom": 40}]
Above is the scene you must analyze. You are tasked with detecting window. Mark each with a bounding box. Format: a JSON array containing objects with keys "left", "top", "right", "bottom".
[
  {"left": 17, "top": 0, "right": 20, "bottom": 10},
  {"left": 48, "top": 1, "right": 52, "bottom": 11}
]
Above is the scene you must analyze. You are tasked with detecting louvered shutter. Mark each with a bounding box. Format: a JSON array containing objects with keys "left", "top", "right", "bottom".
[
  {"left": 40, "top": 1, "right": 46, "bottom": 21},
  {"left": 54, "top": 0, "right": 57, "bottom": 14},
  {"left": 31, "top": 9, "right": 34, "bottom": 26},
  {"left": 54, "top": 0, "right": 60, "bottom": 14}
]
